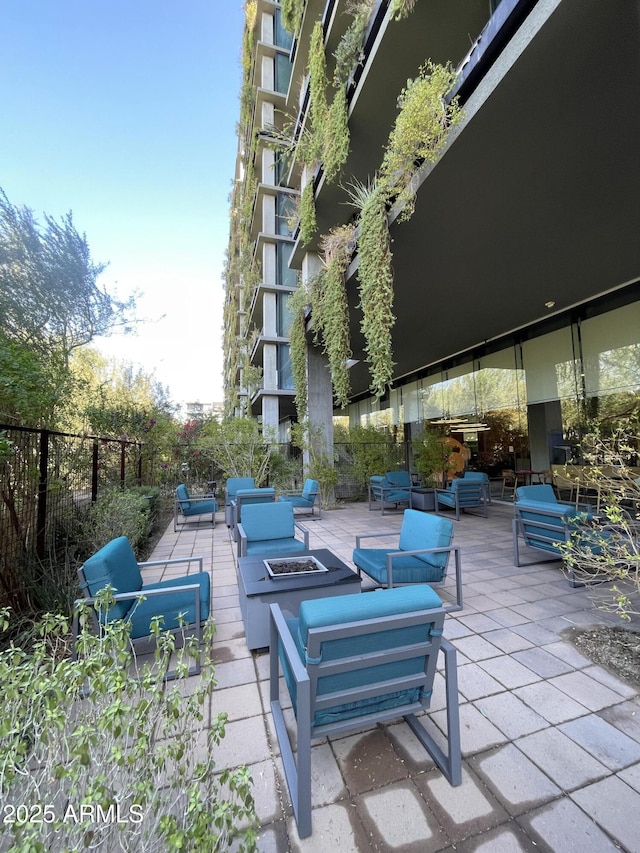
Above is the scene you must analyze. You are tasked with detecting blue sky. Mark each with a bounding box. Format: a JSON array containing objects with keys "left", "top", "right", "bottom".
[{"left": 1, "top": 0, "right": 245, "bottom": 409}]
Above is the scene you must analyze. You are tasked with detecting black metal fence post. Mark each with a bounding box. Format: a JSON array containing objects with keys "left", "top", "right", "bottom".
[{"left": 36, "top": 429, "right": 49, "bottom": 559}]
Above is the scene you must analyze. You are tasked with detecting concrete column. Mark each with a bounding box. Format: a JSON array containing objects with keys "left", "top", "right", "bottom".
[
  {"left": 262, "top": 241, "right": 276, "bottom": 287},
  {"left": 261, "top": 55, "right": 274, "bottom": 92},
  {"left": 263, "top": 291, "right": 277, "bottom": 337},
  {"left": 263, "top": 342, "right": 277, "bottom": 391},
  {"left": 302, "top": 253, "right": 334, "bottom": 496}
]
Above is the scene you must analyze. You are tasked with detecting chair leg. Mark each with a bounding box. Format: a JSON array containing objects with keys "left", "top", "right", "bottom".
[{"left": 405, "top": 639, "right": 461, "bottom": 786}]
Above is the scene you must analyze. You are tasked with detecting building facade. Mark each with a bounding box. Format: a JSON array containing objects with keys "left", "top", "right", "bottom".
[{"left": 225, "top": 0, "right": 640, "bottom": 471}]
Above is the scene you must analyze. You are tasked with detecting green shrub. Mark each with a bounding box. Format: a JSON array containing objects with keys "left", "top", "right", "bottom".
[
  {"left": 84, "top": 488, "right": 153, "bottom": 555},
  {"left": 0, "top": 601, "right": 257, "bottom": 851}
]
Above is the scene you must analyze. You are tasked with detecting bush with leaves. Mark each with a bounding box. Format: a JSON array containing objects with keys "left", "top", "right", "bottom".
[
  {"left": 0, "top": 601, "right": 257, "bottom": 851},
  {"left": 84, "top": 488, "right": 154, "bottom": 555},
  {"left": 558, "top": 428, "right": 640, "bottom": 619}
]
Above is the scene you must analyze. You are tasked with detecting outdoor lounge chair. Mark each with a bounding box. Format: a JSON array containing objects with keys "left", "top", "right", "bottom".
[
  {"left": 368, "top": 473, "right": 413, "bottom": 515},
  {"left": 224, "top": 477, "right": 255, "bottom": 526},
  {"left": 461, "top": 470, "right": 492, "bottom": 503},
  {"left": 513, "top": 484, "right": 597, "bottom": 585},
  {"left": 232, "top": 486, "right": 276, "bottom": 540},
  {"left": 352, "top": 509, "right": 462, "bottom": 610},
  {"left": 237, "top": 500, "right": 309, "bottom": 558},
  {"left": 435, "top": 477, "right": 489, "bottom": 521},
  {"left": 173, "top": 483, "right": 218, "bottom": 532},
  {"left": 269, "top": 585, "right": 462, "bottom": 838},
  {"left": 74, "top": 535, "right": 211, "bottom": 677},
  {"left": 278, "top": 478, "right": 321, "bottom": 518}
]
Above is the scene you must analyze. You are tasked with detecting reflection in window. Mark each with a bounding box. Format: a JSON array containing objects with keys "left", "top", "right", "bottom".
[
  {"left": 276, "top": 241, "right": 297, "bottom": 286},
  {"left": 275, "top": 53, "right": 292, "bottom": 94},
  {"left": 278, "top": 344, "right": 294, "bottom": 389},
  {"left": 274, "top": 9, "right": 293, "bottom": 50},
  {"left": 276, "top": 193, "right": 296, "bottom": 236}
]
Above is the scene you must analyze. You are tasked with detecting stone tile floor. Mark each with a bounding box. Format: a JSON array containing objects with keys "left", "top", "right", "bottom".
[{"left": 151, "top": 501, "right": 640, "bottom": 852}]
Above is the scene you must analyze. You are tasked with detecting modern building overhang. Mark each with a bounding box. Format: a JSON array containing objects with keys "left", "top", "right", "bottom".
[{"left": 344, "top": 0, "right": 640, "bottom": 398}]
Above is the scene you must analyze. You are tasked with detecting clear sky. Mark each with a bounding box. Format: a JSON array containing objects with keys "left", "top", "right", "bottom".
[{"left": 1, "top": 0, "right": 245, "bottom": 411}]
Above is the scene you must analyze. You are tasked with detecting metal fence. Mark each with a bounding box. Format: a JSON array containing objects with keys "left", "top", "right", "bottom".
[{"left": 0, "top": 425, "right": 142, "bottom": 607}]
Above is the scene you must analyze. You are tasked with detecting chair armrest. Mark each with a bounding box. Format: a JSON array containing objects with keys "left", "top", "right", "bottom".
[
  {"left": 269, "top": 603, "right": 309, "bottom": 690},
  {"left": 237, "top": 523, "right": 247, "bottom": 557},
  {"left": 355, "top": 531, "right": 397, "bottom": 547},
  {"left": 386, "top": 544, "right": 459, "bottom": 564},
  {"left": 76, "top": 582, "right": 202, "bottom": 608},
  {"left": 138, "top": 555, "right": 204, "bottom": 573},
  {"left": 295, "top": 522, "right": 310, "bottom": 549}
]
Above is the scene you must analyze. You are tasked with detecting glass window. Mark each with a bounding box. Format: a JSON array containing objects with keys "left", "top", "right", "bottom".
[
  {"left": 522, "top": 328, "right": 578, "bottom": 403},
  {"left": 274, "top": 9, "right": 293, "bottom": 50},
  {"left": 276, "top": 242, "right": 297, "bottom": 287},
  {"left": 276, "top": 193, "right": 296, "bottom": 236},
  {"left": 277, "top": 292, "right": 293, "bottom": 337},
  {"left": 278, "top": 344, "right": 294, "bottom": 389},
  {"left": 275, "top": 53, "right": 292, "bottom": 94}
]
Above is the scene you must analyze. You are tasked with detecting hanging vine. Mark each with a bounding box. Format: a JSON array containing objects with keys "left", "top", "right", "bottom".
[
  {"left": 389, "top": 0, "right": 418, "bottom": 20},
  {"left": 323, "top": 86, "right": 350, "bottom": 183},
  {"left": 348, "top": 179, "right": 395, "bottom": 398},
  {"left": 281, "top": 0, "right": 305, "bottom": 36},
  {"left": 288, "top": 282, "right": 312, "bottom": 419},
  {"left": 380, "top": 60, "right": 461, "bottom": 220},
  {"left": 315, "top": 225, "right": 356, "bottom": 408}
]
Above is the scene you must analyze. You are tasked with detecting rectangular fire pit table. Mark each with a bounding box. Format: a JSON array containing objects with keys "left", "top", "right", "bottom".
[{"left": 237, "top": 548, "right": 361, "bottom": 651}]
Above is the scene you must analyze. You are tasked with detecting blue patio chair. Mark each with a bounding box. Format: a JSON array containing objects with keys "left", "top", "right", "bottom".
[
  {"left": 237, "top": 500, "right": 310, "bottom": 558},
  {"left": 513, "top": 484, "right": 597, "bottom": 585},
  {"left": 74, "top": 536, "right": 210, "bottom": 677},
  {"left": 435, "top": 477, "right": 488, "bottom": 521},
  {"left": 352, "top": 509, "right": 462, "bottom": 610},
  {"left": 269, "top": 585, "right": 462, "bottom": 838},
  {"left": 461, "top": 471, "right": 492, "bottom": 503},
  {"left": 232, "top": 487, "right": 276, "bottom": 540},
  {"left": 368, "top": 474, "right": 413, "bottom": 516},
  {"left": 173, "top": 483, "right": 217, "bottom": 532},
  {"left": 278, "top": 478, "right": 321, "bottom": 518},
  {"left": 224, "top": 477, "right": 255, "bottom": 526}
]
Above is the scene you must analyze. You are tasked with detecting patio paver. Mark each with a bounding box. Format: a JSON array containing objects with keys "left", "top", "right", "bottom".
[{"left": 146, "top": 498, "right": 640, "bottom": 851}]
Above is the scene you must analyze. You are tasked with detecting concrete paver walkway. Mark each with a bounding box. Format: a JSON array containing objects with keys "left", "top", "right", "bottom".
[{"left": 153, "top": 501, "right": 640, "bottom": 852}]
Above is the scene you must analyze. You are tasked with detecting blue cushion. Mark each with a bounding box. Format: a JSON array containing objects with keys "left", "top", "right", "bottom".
[
  {"left": 128, "top": 572, "right": 210, "bottom": 639},
  {"left": 245, "top": 538, "right": 307, "bottom": 557},
  {"left": 463, "top": 472, "right": 489, "bottom": 482},
  {"left": 398, "top": 510, "right": 453, "bottom": 569},
  {"left": 241, "top": 501, "right": 294, "bottom": 541},
  {"left": 82, "top": 536, "right": 143, "bottom": 621},
  {"left": 301, "top": 478, "right": 319, "bottom": 500},
  {"left": 284, "top": 586, "right": 442, "bottom": 726},
  {"left": 353, "top": 549, "right": 446, "bottom": 584},
  {"left": 516, "top": 484, "right": 558, "bottom": 503},
  {"left": 225, "top": 477, "right": 255, "bottom": 503},
  {"left": 386, "top": 471, "right": 411, "bottom": 488}
]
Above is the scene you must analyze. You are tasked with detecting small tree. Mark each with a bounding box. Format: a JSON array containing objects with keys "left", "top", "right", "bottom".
[
  {"left": 558, "top": 428, "right": 640, "bottom": 620},
  {"left": 291, "top": 421, "right": 338, "bottom": 509}
]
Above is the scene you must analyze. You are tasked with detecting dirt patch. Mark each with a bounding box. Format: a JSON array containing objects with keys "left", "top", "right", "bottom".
[{"left": 566, "top": 625, "right": 640, "bottom": 689}]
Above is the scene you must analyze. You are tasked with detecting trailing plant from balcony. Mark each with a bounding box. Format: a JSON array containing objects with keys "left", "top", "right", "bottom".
[
  {"left": 281, "top": 0, "right": 304, "bottom": 36},
  {"left": 288, "top": 281, "right": 312, "bottom": 419},
  {"left": 390, "top": 0, "right": 418, "bottom": 20},
  {"left": 299, "top": 179, "right": 317, "bottom": 244},
  {"left": 348, "top": 178, "right": 395, "bottom": 398},
  {"left": 380, "top": 60, "right": 461, "bottom": 220},
  {"left": 315, "top": 225, "right": 356, "bottom": 408},
  {"left": 309, "top": 20, "right": 329, "bottom": 147},
  {"left": 323, "top": 86, "right": 350, "bottom": 183},
  {"left": 333, "top": 0, "right": 376, "bottom": 87}
]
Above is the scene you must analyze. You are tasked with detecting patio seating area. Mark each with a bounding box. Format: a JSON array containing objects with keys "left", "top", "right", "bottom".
[{"left": 148, "top": 498, "right": 640, "bottom": 851}]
